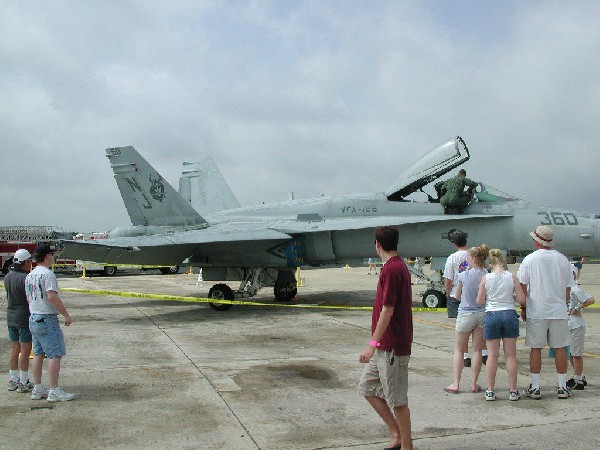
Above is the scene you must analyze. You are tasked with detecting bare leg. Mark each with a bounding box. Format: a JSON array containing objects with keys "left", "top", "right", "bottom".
[
  {"left": 31, "top": 354, "right": 44, "bottom": 385},
  {"left": 470, "top": 327, "right": 483, "bottom": 391},
  {"left": 48, "top": 356, "right": 62, "bottom": 388},
  {"left": 485, "top": 339, "right": 501, "bottom": 391},
  {"left": 18, "top": 342, "right": 32, "bottom": 372},
  {"left": 446, "top": 332, "right": 470, "bottom": 391},
  {"left": 9, "top": 342, "right": 19, "bottom": 371},
  {"left": 572, "top": 356, "right": 584, "bottom": 376},
  {"left": 552, "top": 347, "right": 568, "bottom": 374},
  {"left": 393, "top": 405, "right": 413, "bottom": 450},
  {"left": 530, "top": 348, "right": 542, "bottom": 374},
  {"left": 503, "top": 338, "right": 518, "bottom": 391},
  {"left": 365, "top": 396, "right": 401, "bottom": 448}
]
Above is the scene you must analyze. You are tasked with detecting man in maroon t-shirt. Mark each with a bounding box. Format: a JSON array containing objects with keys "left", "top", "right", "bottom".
[{"left": 359, "top": 226, "right": 413, "bottom": 450}]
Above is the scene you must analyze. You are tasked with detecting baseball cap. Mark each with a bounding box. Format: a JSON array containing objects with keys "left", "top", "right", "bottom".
[
  {"left": 33, "top": 243, "right": 55, "bottom": 260},
  {"left": 13, "top": 249, "right": 32, "bottom": 264}
]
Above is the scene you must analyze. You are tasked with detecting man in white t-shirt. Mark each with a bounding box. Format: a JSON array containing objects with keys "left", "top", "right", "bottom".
[
  {"left": 25, "top": 244, "right": 75, "bottom": 402},
  {"left": 444, "top": 230, "right": 475, "bottom": 366},
  {"left": 517, "top": 225, "right": 572, "bottom": 399}
]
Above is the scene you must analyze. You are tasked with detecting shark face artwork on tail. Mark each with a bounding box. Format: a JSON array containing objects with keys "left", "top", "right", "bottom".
[{"left": 61, "top": 137, "right": 600, "bottom": 310}]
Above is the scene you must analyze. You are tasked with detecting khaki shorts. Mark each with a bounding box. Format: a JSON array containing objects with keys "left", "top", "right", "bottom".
[
  {"left": 358, "top": 350, "right": 410, "bottom": 408},
  {"left": 455, "top": 311, "right": 485, "bottom": 333},
  {"left": 570, "top": 326, "right": 586, "bottom": 357},
  {"left": 525, "top": 319, "right": 569, "bottom": 348}
]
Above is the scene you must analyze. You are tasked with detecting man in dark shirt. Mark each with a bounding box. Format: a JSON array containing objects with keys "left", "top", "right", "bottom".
[
  {"left": 359, "top": 226, "right": 413, "bottom": 450},
  {"left": 5, "top": 249, "right": 33, "bottom": 392}
]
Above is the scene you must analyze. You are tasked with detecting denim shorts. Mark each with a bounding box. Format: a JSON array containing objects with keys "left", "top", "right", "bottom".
[
  {"left": 484, "top": 309, "right": 520, "bottom": 340},
  {"left": 8, "top": 325, "right": 32, "bottom": 343},
  {"left": 29, "top": 314, "right": 66, "bottom": 359}
]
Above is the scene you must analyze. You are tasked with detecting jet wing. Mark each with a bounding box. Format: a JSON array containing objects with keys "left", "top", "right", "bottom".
[
  {"left": 61, "top": 227, "right": 291, "bottom": 265},
  {"left": 271, "top": 213, "right": 513, "bottom": 234}
]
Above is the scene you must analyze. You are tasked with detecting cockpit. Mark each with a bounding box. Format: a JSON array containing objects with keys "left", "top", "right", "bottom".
[
  {"left": 474, "top": 183, "right": 519, "bottom": 204},
  {"left": 385, "top": 136, "right": 519, "bottom": 205}
]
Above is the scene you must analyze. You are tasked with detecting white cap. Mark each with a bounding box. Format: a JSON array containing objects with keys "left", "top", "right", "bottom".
[{"left": 13, "top": 249, "right": 32, "bottom": 264}]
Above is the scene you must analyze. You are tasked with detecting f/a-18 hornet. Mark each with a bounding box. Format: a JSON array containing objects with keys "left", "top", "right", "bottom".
[{"left": 61, "top": 137, "right": 600, "bottom": 310}]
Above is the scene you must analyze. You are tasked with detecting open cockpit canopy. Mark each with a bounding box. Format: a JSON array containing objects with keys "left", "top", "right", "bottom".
[{"left": 386, "top": 136, "right": 470, "bottom": 201}]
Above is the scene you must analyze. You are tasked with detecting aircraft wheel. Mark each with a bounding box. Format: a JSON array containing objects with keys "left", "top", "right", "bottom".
[
  {"left": 274, "top": 284, "right": 297, "bottom": 301},
  {"left": 208, "top": 283, "right": 234, "bottom": 311},
  {"left": 2, "top": 258, "right": 13, "bottom": 275},
  {"left": 422, "top": 289, "right": 446, "bottom": 308},
  {"left": 159, "top": 265, "right": 179, "bottom": 275},
  {"left": 103, "top": 266, "right": 117, "bottom": 276}
]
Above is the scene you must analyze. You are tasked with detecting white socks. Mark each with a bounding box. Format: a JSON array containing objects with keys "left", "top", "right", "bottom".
[
  {"left": 530, "top": 373, "right": 541, "bottom": 389},
  {"left": 20, "top": 371, "right": 29, "bottom": 384},
  {"left": 9, "top": 370, "right": 19, "bottom": 382}
]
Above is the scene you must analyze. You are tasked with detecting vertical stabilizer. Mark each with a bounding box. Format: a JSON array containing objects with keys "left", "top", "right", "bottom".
[
  {"left": 179, "top": 156, "right": 241, "bottom": 215},
  {"left": 106, "top": 146, "right": 207, "bottom": 227}
]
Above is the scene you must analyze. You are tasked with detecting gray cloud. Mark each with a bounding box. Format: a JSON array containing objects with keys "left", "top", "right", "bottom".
[{"left": 1, "top": 1, "right": 599, "bottom": 233}]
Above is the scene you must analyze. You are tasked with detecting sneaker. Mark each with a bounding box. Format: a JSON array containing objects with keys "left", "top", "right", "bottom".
[
  {"left": 484, "top": 389, "right": 496, "bottom": 401},
  {"left": 31, "top": 386, "right": 49, "bottom": 400},
  {"left": 581, "top": 376, "right": 588, "bottom": 386},
  {"left": 509, "top": 390, "right": 521, "bottom": 401},
  {"left": 7, "top": 380, "right": 19, "bottom": 391},
  {"left": 482, "top": 355, "right": 488, "bottom": 365},
  {"left": 524, "top": 384, "right": 541, "bottom": 399},
  {"left": 17, "top": 381, "right": 34, "bottom": 393},
  {"left": 557, "top": 386, "right": 573, "bottom": 399},
  {"left": 566, "top": 378, "right": 576, "bottom": 389},
  {"left": 463, "top": 357, "right": 472, "bottom": 368},
  {"left": 573, "top": 381, "right": 585, "bottom": 390},
  {"left": 47, "top": 387, "right": 75, "bottom": 402}
]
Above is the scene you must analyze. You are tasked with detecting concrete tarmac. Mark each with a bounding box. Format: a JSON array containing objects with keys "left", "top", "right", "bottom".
[{"left": 1, "top": 264, "right": 600, "bottom": 449}]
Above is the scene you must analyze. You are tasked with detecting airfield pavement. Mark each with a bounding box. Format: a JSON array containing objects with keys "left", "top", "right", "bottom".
[{"left": 1, "top": 263, "right": 600, "bottom": 449}]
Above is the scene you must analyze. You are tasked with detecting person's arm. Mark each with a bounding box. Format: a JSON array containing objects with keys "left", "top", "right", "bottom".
[
  {"left": 445, "top": 278, "right": 452, "bottom": 297},
  {"left": 512, "top": 275, "right": 525, "bottom": 306},
  {"left": 455, "top": 281, "right": 463, "bottom": 301},
  {"left": 570, "top": 295, "right": 595, "bottom": 317},
  {"left": 359, "top": 305, "right": 394, "bottom": 363},
  {"left": 476, "top": 276, "right": 486, "bottom": 305},
  {"left": 47, "top": 290, "right": 72, "bottom": 326},
  {"left": 519, "top": 283, "right": 528, "bottom": 321}
]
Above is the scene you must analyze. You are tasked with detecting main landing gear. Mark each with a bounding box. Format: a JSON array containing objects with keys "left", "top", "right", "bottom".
[{"left": 207, "top": 268, "right": 298, "bottom": 311}]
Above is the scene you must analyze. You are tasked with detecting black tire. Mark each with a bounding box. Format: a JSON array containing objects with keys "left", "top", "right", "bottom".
[
  {"left": 159, "top": 266, "right": 179, "bottom": 275},
  {"left": 274, "top": 284, "right": 297, "bottom": 301},
  {"left": 2, "top": 258, "right": 13, "bottom": 275},
  {"left": 103, "top": 266, "right": 117, "bottom": 276},
  {"left": 208, "top": 283, "right": 234, "bottom": 311},
  {"left": 422, "top": 289, "right": 446, "bottom": 308}
]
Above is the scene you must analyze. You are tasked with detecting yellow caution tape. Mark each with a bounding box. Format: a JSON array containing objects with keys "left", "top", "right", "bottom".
[{"left": 60, "top": 287, "right": 447, "bottom": 312}]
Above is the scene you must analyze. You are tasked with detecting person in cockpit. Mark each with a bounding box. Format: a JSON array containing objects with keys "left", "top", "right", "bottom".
[{"left": 440, "top": 169, "right": 478, "bottom": 214}]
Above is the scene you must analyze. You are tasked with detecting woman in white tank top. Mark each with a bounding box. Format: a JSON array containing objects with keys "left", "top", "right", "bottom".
[{"left": 476, "top": 249, "right": 525, "bottom": 401}]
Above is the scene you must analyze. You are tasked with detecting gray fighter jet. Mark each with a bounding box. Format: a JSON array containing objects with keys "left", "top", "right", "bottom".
[{"left": 61, "top": 137, "right": 600, "bottom": 310}]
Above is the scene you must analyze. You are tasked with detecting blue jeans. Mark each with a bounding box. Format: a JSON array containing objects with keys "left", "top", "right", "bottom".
[
  {"left": 29, "top": 314, "right": 66, "bottom": 359},
  {"left": 484, "top": 309, "right": 520, "bottom": 340}
]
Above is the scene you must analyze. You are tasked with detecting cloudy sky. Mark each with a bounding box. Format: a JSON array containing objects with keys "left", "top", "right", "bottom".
[{"left": 2, "top": 0, "right": 599, "bottom": 233}]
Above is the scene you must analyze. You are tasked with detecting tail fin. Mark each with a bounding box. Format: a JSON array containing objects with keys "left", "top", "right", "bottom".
[
  {"left": 179, "top": 156, "right": 241, "bottom": 215},
  {"left": 106, "top": 146, "right": 207, "bottom": 227}
]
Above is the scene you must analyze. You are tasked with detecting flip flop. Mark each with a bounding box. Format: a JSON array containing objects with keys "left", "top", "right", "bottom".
[
  {"left": 471, "top": 385, "right": 483, "bottom": 393},
  {"left": 443, "top": 386, "right": 459, "bottom": 394}
]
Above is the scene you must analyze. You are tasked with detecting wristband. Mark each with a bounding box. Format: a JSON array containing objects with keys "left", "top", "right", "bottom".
[{"left": 369, "top": 340, "right": 380, "bottom": 348}]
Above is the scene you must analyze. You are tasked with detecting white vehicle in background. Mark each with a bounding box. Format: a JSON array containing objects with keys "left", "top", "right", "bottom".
[{"left": 73, "top": 232, "right": 179, "bottom": 276}]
